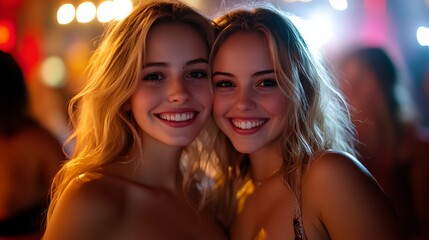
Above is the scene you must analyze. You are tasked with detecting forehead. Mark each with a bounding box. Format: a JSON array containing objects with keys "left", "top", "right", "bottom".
[
  {"left": 214, "top": 31, "right": 273, "bottom": 70},
  {"left": 145, "top": 22, "right": 208, "bottom": 61},
  {"left": 218, "top": 31, "right": 268, "bottom": 53}
]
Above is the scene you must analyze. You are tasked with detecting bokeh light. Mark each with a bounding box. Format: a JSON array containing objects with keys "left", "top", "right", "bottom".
[
  {"left": 97, "top": 1, "right": 115, "bottom": 23},
  {"left": 329, "top": 0, "right": 348, "bottom": 11},
  {"left": 57, "top": 4, "right": 75, "bottom": 24},
  {"left": 417, "top": 26, "right": 429, "bottom": 47},
  {"left": 307, "top": 13, "right": 334, "bottom": 48},
  {"left": 0, "top": 20, "right": 15, "bottom": 51},
  {"left": 40, "top": 56, "right": 66, "bottom": 88},
  {"left": 113, "top": 0, "right": 133, "bottom": 20},
  {"left": 76, "top": 2, "right": 96, "bottom": 23},
  {"left": 290, "top": 13, "right": 334, "bottom": 53},
  {"left": 56, "top": 0, "right": 133, "bottom": 24}
]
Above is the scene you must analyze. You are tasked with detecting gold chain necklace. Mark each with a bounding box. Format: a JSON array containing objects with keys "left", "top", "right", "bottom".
[{"left": 252, "top": 168, "right": 282, "bottom": 187}]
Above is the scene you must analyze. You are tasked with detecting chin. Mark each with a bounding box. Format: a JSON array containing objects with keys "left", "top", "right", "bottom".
[
  {"left": 231, "top": 142, "right": 258, "bottom": 154},
  {"left": 166, "top": 136, "right": 198, "bottom": 147}
]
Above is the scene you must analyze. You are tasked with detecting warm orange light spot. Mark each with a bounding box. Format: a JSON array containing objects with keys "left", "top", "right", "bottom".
[
  {"left": 0, "top": 25, "right": 10, "bottom": 44},
  {"left": 236, "top": 179, "right": 255, "bottom": 213},
  {"left": 255, "top": 228, "right": 268, "bottom": 240},
  {"left": 0, "top": 20, "right": 15, "bottom": 51}
]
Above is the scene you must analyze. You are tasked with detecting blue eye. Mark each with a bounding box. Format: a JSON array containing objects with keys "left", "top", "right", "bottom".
[
  {"left": 258, "top": 79, "right": 277, "bottom": 87},
  {"left": 215, "top": 80, "right": 235, "bottom": 88},
  {"left": 187, "top": 71, "right": 207, "bottom": 79}
]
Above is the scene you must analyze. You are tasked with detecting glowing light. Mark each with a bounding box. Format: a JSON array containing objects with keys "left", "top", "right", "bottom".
[
  {"left": 113, "top": 0, "right": 133, "bottom": 20},
  {"left": 307, "top": 14, "right": 334, "bottom": 47},
  {"left": 0, "top": 20, "right": 15, "bottom": 52},
  {"left": 57, "top": 4, "right": 75, "bottom": 24},
  {"left": 236, "top": 180, "right": 255, "bottom": 213},
  {"left": 0, "top": 26, "right": 9, "bottom": 43},
  {"left": 76, "top": 2, "right": 96, "bottom": 23},
  {"left": 417, "top": 26, "right": 429, "bottom": 46},
  {"left": 97, "top": 1, "right": 115, "bottom": 23},
  {"left": 329, "top": 0, "right": 348, "bottom": 11},
  {"left": 40, "top": 56, "right": 66, "bottom": 88},
  {"left": 290, "top": 14, "right": 334, "bottom": 52}
]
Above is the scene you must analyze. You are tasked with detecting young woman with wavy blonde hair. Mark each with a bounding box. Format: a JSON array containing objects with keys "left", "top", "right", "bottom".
[
  {"left": 210, "top": 5, "right": 402, "bottom": 240},
  {"left": 43, "top": 1, "right": 228, "bottom": 239}
]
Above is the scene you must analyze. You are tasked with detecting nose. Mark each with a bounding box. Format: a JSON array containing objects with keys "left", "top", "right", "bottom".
[
  {"left": 234, "top": 88, "right": 256, "bottom": 111},
  {"left": 168, "top": 77, "right": 190, "bottom": 103}
]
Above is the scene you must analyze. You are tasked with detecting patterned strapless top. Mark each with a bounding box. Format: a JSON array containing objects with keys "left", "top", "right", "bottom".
[{"left": 252, "top": 210, "right": 307, "bottom": 240}]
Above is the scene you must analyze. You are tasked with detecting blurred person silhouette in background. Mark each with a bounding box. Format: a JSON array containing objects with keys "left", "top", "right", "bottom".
[
  {"left": 0, "top": 50, "right": 63, "bottom": 239},
  {"left": 337, "top": 46, "right": 429, "bottom": 240}
]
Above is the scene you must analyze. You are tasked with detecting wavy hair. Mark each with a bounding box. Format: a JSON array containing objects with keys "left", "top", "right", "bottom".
[
  {"left": 47, "top": 0, "right": 219, "bottom": 223},
  {"left": 210, "top": 6, "right": 357, "bottom": 209}
]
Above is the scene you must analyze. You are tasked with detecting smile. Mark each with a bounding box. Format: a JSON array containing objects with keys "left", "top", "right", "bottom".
[
  {"left": 157, "top": 112, "right": 196, "bottom": 122},
  {"left": 231, "top": 119, "right": 266, "bottom": 130}
]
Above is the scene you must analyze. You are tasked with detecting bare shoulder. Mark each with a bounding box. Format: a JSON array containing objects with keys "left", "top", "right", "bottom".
[
  {"left": 303, "top": 150, "right": 383, "bottom": 212},
  {"left": 306, "top": 150, "right": 374, "bottom": 184},
  {"left": 304, "top": 150, "right": 383, "bottom": 200},
  {"left": 303, "top": 150, "right": 403, "bottom": 240},
  {"left": 43, "top": 173, "right": 126, "bottom": 240}
]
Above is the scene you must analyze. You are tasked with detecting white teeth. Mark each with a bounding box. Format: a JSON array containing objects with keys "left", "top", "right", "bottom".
[
  {"left": 232, "top": 119, "right": 266, "bottom": 129},
  {"left": 159, "top": 112, "right": 195, "bottom": 122}
]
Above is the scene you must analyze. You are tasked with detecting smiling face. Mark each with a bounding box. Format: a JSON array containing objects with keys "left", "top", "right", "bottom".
[
  {"left": 129, "top": 22, "right": 211, "bottom": 147},
  {"left": 212, "top": 32, "right": 288, "bottom": 154}
]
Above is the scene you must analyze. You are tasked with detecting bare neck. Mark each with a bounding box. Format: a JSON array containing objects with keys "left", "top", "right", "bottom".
[
  {"left": 106, "top": 132, "right": 185, "bottom": 192},
  {"left": 248, "top": 144, "right": 283, "bottom": 182}
]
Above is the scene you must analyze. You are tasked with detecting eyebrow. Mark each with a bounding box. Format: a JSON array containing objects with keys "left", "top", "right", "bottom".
[
  {"left": 212, "top": 69, "right": 275, "bottom": 78},
  {"left": 185, "top": 58, "right": 208, "bottom": 67},
  {"left": 144, "top": 58, "right": 208, "bottom": 68},
  {"left": 253, "top": 70, "right": 275, "bottom": 76}
]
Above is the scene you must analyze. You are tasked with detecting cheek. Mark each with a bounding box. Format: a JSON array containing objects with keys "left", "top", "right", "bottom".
[
  {"left": 212, "top": 93, "right": 229, "bottom": 118},
  {"left": 212, "top": 98, "right": 229, "bottom": 132},
  {"left": 266, "top": 93, "right": 287, "bottom": 115},
  {"left": 130, "top": 89, "right": 156, "bottom": 113},
  {"left": 271, "top": 96, "right": 289, "bottom": 131},
  {"left": 265, "top": 94, "right": 288, "bottom": 128}
]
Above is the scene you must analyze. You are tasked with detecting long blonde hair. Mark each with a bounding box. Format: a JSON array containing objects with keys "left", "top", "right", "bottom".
[
  {"left": 210, "top": 5, "right": 356, "bottom": 211},
  {"left": 47, "top": 0, "right": 218, "bottom": 223}
]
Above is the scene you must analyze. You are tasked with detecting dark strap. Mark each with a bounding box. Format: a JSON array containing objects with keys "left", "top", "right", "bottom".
[{"left": 292, "top": 162, "right": 308, "bottom": 240}]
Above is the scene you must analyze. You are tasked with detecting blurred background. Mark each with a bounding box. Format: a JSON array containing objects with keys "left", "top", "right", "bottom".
[
  {"left": 1, "top": 0, "right": 429, "bottom": 142},
  {"left": 1, "top": 0, "right": 429, "bottom": 239}
]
